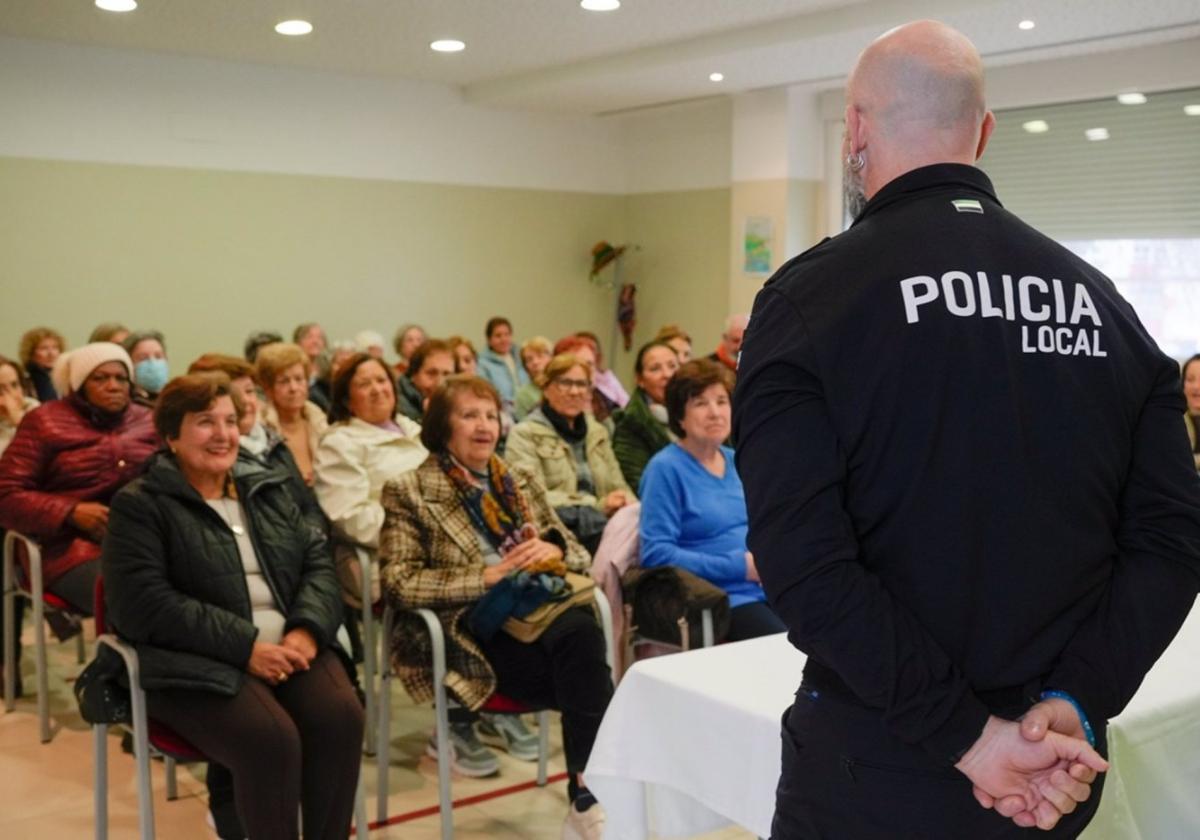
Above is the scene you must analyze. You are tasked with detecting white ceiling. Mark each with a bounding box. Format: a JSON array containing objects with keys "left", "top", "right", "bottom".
[{"left": 1, "top": 0, "right": 1198, "bottom": 114}]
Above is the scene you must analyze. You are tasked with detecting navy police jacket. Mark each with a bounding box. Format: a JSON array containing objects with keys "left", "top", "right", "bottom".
[{"left": 733, "top": 163, "right": 1200, "bottom": 763}]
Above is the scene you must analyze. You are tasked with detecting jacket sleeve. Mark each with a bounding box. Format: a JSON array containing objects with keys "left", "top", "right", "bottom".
[
  {"left": 314, "top": 431, "right": 384, "bottom": 548},
  {"left": 734, "top": 286, "right": 989, "bottom": 764},
  {"left": 504, "top": 425, "right": 594, "bottom": 509},
  {"left": 281, "top": 491, "right": 343, "bottom": 650},
  {"left": 1046, "top": 355, "right": 1200, "bottom": 723},
  {"left": 378, "top": 478, "right": 489, "bottom": 608},
  {"left": 102, "top": 489, "right": 258, "bottom": 668},
  {"left": 638, "top": 455, "right": 745, "bottom": 582},
  {"left": 0, "top": 410, "right": 78, "bottom": 537}
]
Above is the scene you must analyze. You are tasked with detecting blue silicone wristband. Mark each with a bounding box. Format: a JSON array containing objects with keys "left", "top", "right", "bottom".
[{"left": 1040, "top": 689, "right": 1097, "bottom": 748}]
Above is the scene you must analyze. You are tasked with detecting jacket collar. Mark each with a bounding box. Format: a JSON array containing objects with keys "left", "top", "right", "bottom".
[
  {"left": 851, "top": 163, "right": 1000, "bottom": 227},
  {"left": 142, "top": 450, "right": 286, "bottom": 504}
]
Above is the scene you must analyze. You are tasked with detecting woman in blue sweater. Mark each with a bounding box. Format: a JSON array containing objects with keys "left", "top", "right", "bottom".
[{"left": 638, "top": 359, "right": 785, "bottom": 641}]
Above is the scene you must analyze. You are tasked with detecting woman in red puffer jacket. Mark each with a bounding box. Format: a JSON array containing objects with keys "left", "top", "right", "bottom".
[{"left": 0, "top": 342, "right": 159, "bottom": 615}]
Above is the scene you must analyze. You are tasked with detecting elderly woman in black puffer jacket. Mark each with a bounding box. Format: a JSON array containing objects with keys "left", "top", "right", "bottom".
[{"left": 102, "top": 373, "right": 362, "bottom": 840}]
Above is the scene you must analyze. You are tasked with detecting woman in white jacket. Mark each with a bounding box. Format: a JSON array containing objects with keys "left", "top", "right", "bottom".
[{"left": 315, "top": 353, "right": 427, "bottom": 607}]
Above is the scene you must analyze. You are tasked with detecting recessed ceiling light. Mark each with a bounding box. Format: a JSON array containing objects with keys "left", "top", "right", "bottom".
[
  {"left": 581, "top": 0, "right": 621, "bottom": 10},
  {"left": 1183, "top": 104, "right": 1200, "bottom": 116},
  {"left": 95, "top": 0, "right": 137, "bottom": 11},
  {"left": 1022, "top": 120, "right": 1050, "bottom": 134},
  {"left": 275, "top": 20, "right": 313, "bottom": 36},
  {"left": 1018, "top": 19, "right": 1035, "bottom": 30},
  {"left": 709, "top": 72, "right": 724, "bottom": 82},
  {"left": 1117, "top": 92, "right": 1147, "bottom": 105},
  {"left": 1085, "top": 127, "right": 1110, "bottom": 142},
  {"left": 430, "top": 39, "right": 466, "bottom": 53}
]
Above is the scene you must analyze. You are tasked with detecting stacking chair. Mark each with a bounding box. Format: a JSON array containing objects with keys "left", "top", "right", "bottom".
[
  {"left": 3, "top": 529, "right": 87, "bottom": 742},
  {"left": 374, "top": 588, "right": 615, "bottom": 839},
  {"left": 354, "top": 546, "right": 383, "bottom": 756},
  {"left": 90, "top": 577, "right": 371, "bottom": 840}
]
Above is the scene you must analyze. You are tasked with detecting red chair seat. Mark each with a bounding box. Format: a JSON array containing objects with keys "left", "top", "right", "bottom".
[
  {"left": 42, "top": 591, "right": 73, "bottom": 611},
  {"left": 147, "top": 720, "right": 207, "bottom": 762},
  {"left": 481, "top": 693, "right": 535, "bottom": 714}
]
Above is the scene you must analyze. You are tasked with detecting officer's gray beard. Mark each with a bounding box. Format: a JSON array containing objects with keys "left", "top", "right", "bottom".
[{"left": 843, "top": 162, "right": 868, "bottom": 221}]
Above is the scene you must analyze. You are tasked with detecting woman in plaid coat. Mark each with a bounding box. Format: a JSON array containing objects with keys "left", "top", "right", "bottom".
[{"left": 379, "top": 375, "right": 611, "bottom": 840}]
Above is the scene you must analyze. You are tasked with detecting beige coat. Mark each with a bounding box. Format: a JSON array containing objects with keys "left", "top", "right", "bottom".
[
  {"left": 505, "top": 409, "right": 634, "bottom": 511},
  {"left": 379, "top": 455, "right": 589, "bottom": 709},
  {"left": 315, "top": 415, "right": 428, "bottom": 605}
]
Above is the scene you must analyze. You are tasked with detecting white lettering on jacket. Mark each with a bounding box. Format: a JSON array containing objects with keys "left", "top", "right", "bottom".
[{"left": 900, "top": 271, "right": 1106, "bottom": 357}]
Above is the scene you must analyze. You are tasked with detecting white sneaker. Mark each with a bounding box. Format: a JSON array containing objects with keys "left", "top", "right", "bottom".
[{"left": 562, "top": 802, "right": 605, "bottom": 840}]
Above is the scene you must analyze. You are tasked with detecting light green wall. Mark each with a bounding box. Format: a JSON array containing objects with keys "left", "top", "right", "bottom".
[
  {"left": 0, "top": 156, "right": 633, "bottom": 373},
  {"left": 616, "top": 188, "right": 731, "bottom": 379}
]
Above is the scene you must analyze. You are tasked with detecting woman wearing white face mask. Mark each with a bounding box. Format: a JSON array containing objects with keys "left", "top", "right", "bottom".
[{"left": 123, "top": 330, "right": 170, "bottom": 408}]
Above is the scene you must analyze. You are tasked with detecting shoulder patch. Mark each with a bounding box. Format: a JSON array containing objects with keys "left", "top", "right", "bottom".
[{"left": 952, "top": 199, "right": 984, "bottom": 214}]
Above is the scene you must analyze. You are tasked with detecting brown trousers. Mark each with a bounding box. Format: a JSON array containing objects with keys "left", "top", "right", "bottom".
[{"left": 147, "top": 650, "right": 363, "bottom": 840}]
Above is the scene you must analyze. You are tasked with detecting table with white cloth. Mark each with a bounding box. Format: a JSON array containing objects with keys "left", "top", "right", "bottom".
[{"left": 586, "top": 604, "right": 1200, "bottom": 839}]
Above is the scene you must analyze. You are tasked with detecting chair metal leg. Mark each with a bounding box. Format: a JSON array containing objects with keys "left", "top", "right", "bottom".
[
  {"left": 94, "top": 723, "right": 108, "bottom": 840},
  {"left": 31, "top": 554, "right": 50, "bottom": 743},
  {"left": 164, "top": 756, "right": 178, "bottom": 801},
  {"left": 536, "top": 710, "right": 550, "bottom": 787},
  {"left": 3, "top": 549, "right": 15, "bottom": 713},
  {"left": 416, "top": 609, "right": 454, "bottom": 840},
  {"left": 375, "top": 606, "right": 394, "bottom": 824},
  {"left": 76, "top": 630, "right": 86, "bottom": 664},
  {"left": 701, "top": 608, "right": 714, "bottom": 648},
  {"left": 129, "top": 683, "right": 155, "bottom": 839},
  {"left": 354, "top": 774, "right": 370, "bottom": 840},
  {"left": 358, "top": 549, "right": 377, "bottom": 757}
]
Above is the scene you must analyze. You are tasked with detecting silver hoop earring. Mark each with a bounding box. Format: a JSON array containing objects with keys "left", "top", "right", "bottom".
[{"left": 846, "top": 152, "right": 865, "bottom": 172}]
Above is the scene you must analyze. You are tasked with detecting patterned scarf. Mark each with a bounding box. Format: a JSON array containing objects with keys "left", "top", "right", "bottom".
[{"left": 438, "top": 451, "right": 536, "bottom": 552}]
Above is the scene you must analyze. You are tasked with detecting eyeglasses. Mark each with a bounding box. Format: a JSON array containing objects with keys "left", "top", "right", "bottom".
[{"left": 554, "top": 378, "right": 592, "bottom": 393}]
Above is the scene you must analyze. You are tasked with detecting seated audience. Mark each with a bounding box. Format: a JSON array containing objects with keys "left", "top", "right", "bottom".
[
  {"left": 506, "top": 353, "right": 635, "bottom": 554},
  {"left": 88, "top": 322, "right": 130, "bottom": 345},
  {"left": 477, "top": 317, "right": 529, "bottom": 415},
  {"left": 611, "top": 341, "right": 680, "bottom": 491},
  {"left": 0, "top": 356, "right": 37, "bottom": 456},
  {"left": 392, "top": 324, "right": 427, "bottom": 376},
  {"left": 396, "top": 339, "right": 456, "bottom": 422},
  {"left": 102, "top": 373, "right": 362, "bottom": 840},
  {"left": 258, "top": 343, "right": 328, "bottom": 487},
  {"left": 575, "top": 330, "right": 629, "bottom": 415},
  {"left": 123, "top": 330, "right": 169, "bottom": 407},
  {"left": 18, "top": 327, "right": 66, "bottom": 402},
  {"left": 355, "top": 330, "right": 387, "bottom": 360},
  {"left": 639, "top": 360, "right": 784, "bottom": 641},
  {"left": 314, "top": 354, "right": 427, "bottom": 607},
  {"left": 293, "top": 323, "right": 331, "bottom": 414},
  {"left": 243, "top": 330, "right": 283, "bottom": 364},
  {"left": 653, "top": 324, "right": 692, "bottom": 363},
  {"left": 514, "top": 336, "right": 553, "bottom": 420},
  {"left": 0, "top": 343, "right": 157, "bottom": 617},
  {"left": 1183, "top": 353, "right": 1200, "bottom": 471},
  {"left": 708, "top": 313, "right": 748, "bottom": 380},
  {"left": 0, "top": 356, "right": 37, "bottom": 696},
  {"left": 188, "top": 354, "right": 326, "bottom": 537},
  {"left": 448, "top": 335, "right": 479, "bottom": 376},
  {"left": 379, "top": 376, "right": 608, "bottom": 838}
]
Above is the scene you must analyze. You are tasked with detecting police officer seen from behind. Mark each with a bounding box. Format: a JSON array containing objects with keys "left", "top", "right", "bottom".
[{"left": 735, "top": 20, "right": 1200, "bottom": 840}]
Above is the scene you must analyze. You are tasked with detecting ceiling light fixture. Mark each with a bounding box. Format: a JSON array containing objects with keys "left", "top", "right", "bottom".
[
  {"left": 1018, "top": 19, "right": 1035, "bottom": 30},
  {"left": 430, "top": 39, "right": 466, "bottom": 53},
  {"left": 1183, "top": 104, "right": 1200, "bottom": 116},
  {"left": 1022, "top": 120, "right": 1049, "bottom": 134},
  {"left": 275, "top": 20, "right": 313, "bottom": 36},
  {"left": 709, "top": 72, "right": 724, "bottom": 82},
  {"left": 1117, "top": 92, "right": 1147, "bottom": 105},
  {"left": 1085, "top": 127, "right": 1110, "bottom": 142},
  {"left": 581, "top": 0, "right": 621, "bottom": 10},
  {"left": 95, "top": 0, "right": 137, "bottom": 11}
]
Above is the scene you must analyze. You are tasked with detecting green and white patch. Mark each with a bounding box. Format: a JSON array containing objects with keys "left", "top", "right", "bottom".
[{"left": 952, "top": 199, "right": 984, "bottom": 214}]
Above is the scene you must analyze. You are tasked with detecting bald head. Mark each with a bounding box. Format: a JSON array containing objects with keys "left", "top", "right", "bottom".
[{"left": 844, "top": 21, "right": 994, "bottom": 200}]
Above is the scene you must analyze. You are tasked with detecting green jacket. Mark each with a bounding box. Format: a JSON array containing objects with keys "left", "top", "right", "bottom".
[
  {"left": 611, "top": 388, "right": 672, "bottom": 492},
  {"left": 102, "top": 452, "right": 343, "bottom": 696}
]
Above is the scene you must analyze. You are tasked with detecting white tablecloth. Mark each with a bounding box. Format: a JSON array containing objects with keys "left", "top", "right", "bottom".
[{"left": 586, "top": 605, "right": 1200, "bottom": 839}]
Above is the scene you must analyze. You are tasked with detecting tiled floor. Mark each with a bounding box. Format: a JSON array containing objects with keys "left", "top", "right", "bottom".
[{"left": 1, "top": 620, "right": 754, "bottom": 839}]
